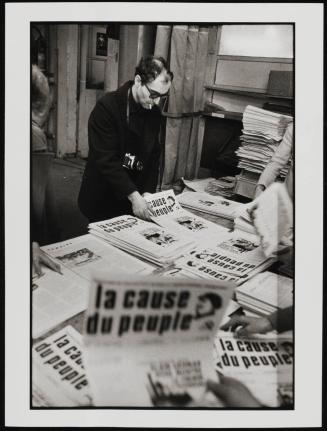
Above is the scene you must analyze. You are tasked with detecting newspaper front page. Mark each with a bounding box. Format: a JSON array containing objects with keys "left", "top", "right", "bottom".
[
  {"left": 214, "top": 332, "right": 293, "bottom": 407},
  {"left": 83, "top": 274, "right": 235, "bottom": 407},
  {"left": 32, "top": 326, "right": 92, "bottom": 406},
  {"left": 89, "top": 215, "right": 196, "bottom": 266},
  {"left": 175, "top": 230, "right": 274, "bottom": 282},
  {"left": 42, "top": 234, "right": 154, "bottom": 278},
  {"left": 32, "top": 265, "right": 89, "bottom": 339},
  {"left": 178, "top": 191, "right": 244, "bottom": 220},
  {"left": 144, "top": 190, "right": 227, "bottom": 239}
]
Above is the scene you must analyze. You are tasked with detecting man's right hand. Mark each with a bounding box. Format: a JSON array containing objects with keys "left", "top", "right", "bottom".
[
  {"left": 220, "top": 315, "right": 273, "bottom": 336},
  {"left": 32, "top": 241, "right": 62, "bottom": 277},
  {"left": 206, "top": 376, "right": 263, "bottom": 408},
  {"left": 128, "top": 191, "right": 153, "bottom": 221}
]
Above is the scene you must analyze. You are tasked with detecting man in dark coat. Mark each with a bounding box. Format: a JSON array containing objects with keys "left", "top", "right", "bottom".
[{"left": 78, "top": 55, "right": 173, "bottom": 223}]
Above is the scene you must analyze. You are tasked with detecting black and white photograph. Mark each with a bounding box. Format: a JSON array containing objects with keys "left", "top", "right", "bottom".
[
  {"left": 176, "top": 216, "right": 206, "bottom": 232},
  {"left": 3, "top": 2, "right": 324, "bottom": 429},
  {"left": 56, "top": 248, "right": 101, "bottom": 267},
  {"left": 218, "top": 238, "right": 258, "bottom": 254},
  {"left": 96, "top": 31, "right": 108, "bottom": 56},
  {"left": 141, "top": 228, "right": 177, "bottom": 246}
]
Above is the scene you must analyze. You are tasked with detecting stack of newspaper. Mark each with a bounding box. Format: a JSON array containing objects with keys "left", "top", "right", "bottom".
[
  {"left": 174, "top": 230, "right": 275, "bottom": 286},
  {"left": 88, "top": 215, "right": 196, "bottom": 266},
  {"left": 33, "top": 234, "right": 153, "bottom": 339},
  {"left": 33, "top": 326, "right": 92, "bottom": 407},
  {"left": 182, "top": 177, "right": 236, "bottom": 198},
  {"left": 214, "top": 332, "right": 293, "bottom": 407},
  {"left": 145, "top": 190, "right": 228, "bottom": 239},
  {"left": 236, "top": 105, "right": 293, "bottom": 175},
  {"left": 178, "top": 191, "right": 244, "bottom": 220},
  {"left": 235, "top": 271, "right": 293, "bottom": 315},
  {"left": 205, "top": 176, "right": 236, "bottom": 197}
]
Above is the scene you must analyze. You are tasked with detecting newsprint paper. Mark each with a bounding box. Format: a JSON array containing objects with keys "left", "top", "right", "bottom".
[
  {"left": 33, "top": 235, "right": 153, "bottom": 339},
  {"left": 175, "top": 230, "right": 275, "bottom": 285},
  {"left": 83, "top": 274, "right": 235, "bottom": 407},
  {"left": 178, "top": 190, "right": 244, "bottom": 220},
  {"left": 214, "top": 332, "right": 293, "bottom": 407},
  {"left": 32, "top": 325, "right": 92, "bottom": 407},
  {"left": 88, "top": 215, "right": 196, "bottom": 266},
  {"left": 144, "top": 189, "right": 227, "bottom": 239},
  {"left": 234, "top": 182, "right": 293, "bottom": 258}
]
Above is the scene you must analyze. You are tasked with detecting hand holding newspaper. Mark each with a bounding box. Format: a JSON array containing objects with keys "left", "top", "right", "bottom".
[
  {"left": 214, "top": 332, "right": 293, "bottom": 407},
  {"left": 241, "top": 183, "right": 293, "bottom": 258},
  {"left": 83, "top": 273, "right": 235, "bottom": 407}
]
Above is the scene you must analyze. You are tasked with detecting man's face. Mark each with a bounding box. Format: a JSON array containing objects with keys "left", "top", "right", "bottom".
[
  {"left": 134, "top": 71, "right": 171, "bottom": 110},
  {"left": 195, "top": 297, "right": 214, "bottom": 317}
]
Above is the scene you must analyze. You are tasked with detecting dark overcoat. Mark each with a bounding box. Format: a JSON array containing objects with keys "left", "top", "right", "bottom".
[{"left": 78, "top": 81, "right": 162, "bottom": 222}]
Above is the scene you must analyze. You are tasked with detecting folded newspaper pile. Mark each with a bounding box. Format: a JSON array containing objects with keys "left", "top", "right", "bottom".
[
  {"left": 236, "top": 105, "right": 293, "bottom": 176},
  {"left": 205, "top": 176, "right": 236, "bottom": 198},
  {"left": 174, "top": 230, "right": 275, "bottom": 286},
  {"left": 145, "top": 190, "right": 228, "bottom": 238},
  {"left": 235, "top": 271, "right": 293, "bottom": 315},
  {"left": 182, "top": 176, "right": 236, "bottom": 198},
  {"left": 88, "top": 215, "right": 196, "bottom": 266},
  {"left": 32, "top": 326, "right": 92, "bottom": 407},
  {"left": 214, "top": 332, "right": 293, "bottom": 407},
  {"left": 33, "top": 234, "right": 153, "bottom": 339},
  {"left": 83, "top": 274, "right": 235, "bottom": 407},
  {"left": 178, "top": 191, "right": 244, "bottom": 220}
]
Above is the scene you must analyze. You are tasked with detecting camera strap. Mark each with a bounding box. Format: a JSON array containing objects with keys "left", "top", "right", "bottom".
[{"left": 126, "top": 88, "right": 131, "bottom": 126}]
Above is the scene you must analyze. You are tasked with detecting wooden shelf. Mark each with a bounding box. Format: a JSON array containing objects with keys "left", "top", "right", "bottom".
[
  {"left": 202, "top": 111, "right": 243, "bottom": 121},
  {"left": 204, "top": 85, "right": 293, "bottom": 101}
]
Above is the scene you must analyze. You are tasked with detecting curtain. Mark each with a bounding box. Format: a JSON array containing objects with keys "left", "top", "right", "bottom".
[{"left": 154, "top": 25, "right": 210, "bottom": 189}]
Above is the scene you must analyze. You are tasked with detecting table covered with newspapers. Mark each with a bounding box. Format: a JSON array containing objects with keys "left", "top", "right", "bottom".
[{"left": 32, "top": 180, "right": 294, "bottom": 408}]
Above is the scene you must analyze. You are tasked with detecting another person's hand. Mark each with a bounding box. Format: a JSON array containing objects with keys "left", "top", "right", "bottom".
[
  {"left": 206, "top": 376, "right": 262, "bottom": 408},
  {"left": 32, "top": 241, "right": 62, "bottom": 277},
  {"left": 128, "top": 191, "right": 153, "bottom": 221},
  {"left": 220, "top": 315, "right": 273, "bottom": 336}
]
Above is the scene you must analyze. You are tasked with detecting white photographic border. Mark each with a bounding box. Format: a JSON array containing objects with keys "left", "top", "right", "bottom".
[{"left": 5, "top": 2, "right": 324, "bottom": 428}]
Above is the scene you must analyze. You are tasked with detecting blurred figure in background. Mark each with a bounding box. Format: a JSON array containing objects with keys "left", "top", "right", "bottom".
[
  {"left": 255, "top": 122, "right": 293, "bottom": 199},
  {"left": 32, "top": 64, "right": 61, "bottom": 276}
]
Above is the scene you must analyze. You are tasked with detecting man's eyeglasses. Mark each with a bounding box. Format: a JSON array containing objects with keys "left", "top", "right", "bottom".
[{"left": 144, "top": 83, "right": 170, "bottom": 100}]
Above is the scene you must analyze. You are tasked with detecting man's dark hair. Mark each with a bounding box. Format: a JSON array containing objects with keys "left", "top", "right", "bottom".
[{"left": 135, "top": 55, "right": 173, "bottom": 84}]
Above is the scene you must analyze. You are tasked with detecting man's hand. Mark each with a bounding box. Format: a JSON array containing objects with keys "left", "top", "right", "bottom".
[
  {"left": 220, "top": 315, "right": 273, "bottom": 337},
  {"left": 128, "top": 191, "right": 153, "bottom": 221},
  {"left": 206, "top": 376, "right": 262, "bottom": 408},
  {"left": 32, "top": 241, "right": 62, "bottom": 277}
]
